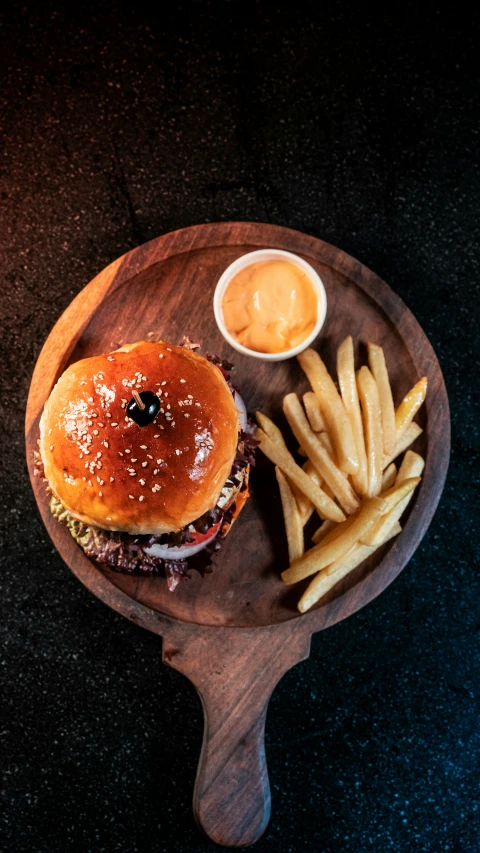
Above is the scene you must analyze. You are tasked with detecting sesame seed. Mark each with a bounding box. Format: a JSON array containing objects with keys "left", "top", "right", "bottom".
[
  {"left": 128, "top": 495, "right": 135, "bottom": 499},
  {"left": 104, "top": 441, "right": 109, "bottom": 448},
  {"left": 127, "top": 468, "right": 135, "bottom": 473},
  {"left": 131, "top": 458, "right": 137, "bottom": 463},
  {"left": 159, "top": 354, "right": 164, "bottom": 358},
  {"left": 118, "top": 451, "right": 123, "bottom": 456},
  {"left": 195, "top": 402, "right": 201, "bottom": 407},
  {"left": 110, "top": 477, "right": 114, "bottom": 482},
  {"left": 97, "top": 452, "right": 102, "bottom": 458},
  {"left": 142, "top": 461, "right": 148, "bottom": 468},
  {"left": 125, "top": 449, "right": 131, "bottom": 454},
  {"left": 91, "top": 413, "right": 98, "bottom": 418},
  {"left": 147, "top": 454, "right": 153, "bottom": 459},
  {"left": 154, "top": 434, "right": 160, "bottom": 438},
  {"left": 180, "top": 379, "right": 186, "bottom": 383},
  {"left": 140, "top": 445, "right": 147, "bottom": 450},
  {"left": 79, "top": 452, "right": 83, "bottom": 458},
  {"left": 129, "top": 472, "right": 136, "bottom": 477},
  {"left": 156, "top": 459, "right": 163, "bottom": 465},
  {"left": 166, "top": 404, "right": 171, "bottom": 410},
  {"left": 175, "top": 449, "right": 181, "bottom": 456},
  {"left": 187, "top": 394, "right": 193, "bottom": 399},
  {"left": 111, "top": 423, "right": 118, "bottom": 427},
  {"left": 50, "top": 445, "right": 54, "bottom": 451},
  {"left": 106, "top": 413, "right": 112, "bottom": 418},
  {"left": 139, "top": 478, "right": 145, "bottom": 485},
  {"left": 99, "top": 491, "right": 103, "bottom": 497},
  {"left": 161, "top": 381, "right": 166, "bottom": 386},
  {"left": 97, "top": 422, "right": 104, "bottom": 427},
  {"left": 93, "top": 429, "right": 98, "bottom": 435},
  {"left": 184, "top": 413, "right": 190, "bottom": 418},
  {"left": 107, "top": 356, "right": 115, "bottom": 361},
  {"left": 171, "top": 422, "right": 175, "bottom": 426},
  {"left": 166, "top": 347, "right": 172, "bottom": 351},
  {"left": 139, "top": 495, "right": 145, "bottom": 502},
  {"left": 153, "top": 469, "right": 158, "bottom": 475},
  {"left": 88, "top": 397, "right": 94, "bottom": 403}
]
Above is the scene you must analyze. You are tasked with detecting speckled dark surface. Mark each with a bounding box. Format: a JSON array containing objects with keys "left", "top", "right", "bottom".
[{"left": 1, "top": 3, "right": 479, "bottom": 852}]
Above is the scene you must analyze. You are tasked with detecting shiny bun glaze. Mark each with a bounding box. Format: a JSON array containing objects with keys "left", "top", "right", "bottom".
[{"left": 39, "top": 341, "right": 240, "bottom": 534}]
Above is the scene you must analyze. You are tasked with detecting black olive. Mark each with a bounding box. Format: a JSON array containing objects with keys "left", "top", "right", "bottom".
[{"left": 126, "top": 391, "right": 160, "bottom": 426}]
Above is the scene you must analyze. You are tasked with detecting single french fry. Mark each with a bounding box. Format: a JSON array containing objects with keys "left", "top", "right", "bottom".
[
  {"left": 377, "top": 476, "right": 421, "bottom": 515},
  {"left": 317, "top": 430, "right": 335, "bottom": 458},
  {"left": 275, "top": 468, "right": 304, "bottom": 563},
  {"left": 303, "top": 391, "right": 328, "bottom": 433},
  {"left": 357, "top": 366, "right": 383, "bottom": 497},
  {"left": 381, "top": 462, "right": 397, "bottom": 492},
  {"left": 383, "top": 422, "right": 423, "bottom": 469},
  {"left": 312, "top": 514, "right": 356, "bottom": 546},
  {"left": 298, "top": 523, "right": 401, "bottom": 613},
  {"left": 281, "top": 496, "right": 386, "bottom": 584},
  {"left": 311, "top": 518, "right": 337, "bottom": 545},
  {"left": 337, "top": 336, "right": 369, "bottom": 496},
  {"left": 255, "top": 428, "right": 345, "bottom": 523},
  {"left": 395, "top": 377, "right": 428, "bottom": 445},
  {"left": 256, "top": 411, "right": 287, "bottom": 448},
  {"left": 368, "top": 342, "right": 396, "bottom": 456},
  {"left": 283, "top": 393, "right": 360, "bottom": 515},
  {"left": 297, "top": 460, "right": 321, "bottom": 525},
  {"left": 364, "top": 452, "right": 424, "bottom": 547},
  {"left": 297, "top": 348, "right": 359, "bottom": 475}
]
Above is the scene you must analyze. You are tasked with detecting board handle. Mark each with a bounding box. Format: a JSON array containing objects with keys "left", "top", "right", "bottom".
[{"left": 162, "top": 624, "right": 311, "bottom": 847}]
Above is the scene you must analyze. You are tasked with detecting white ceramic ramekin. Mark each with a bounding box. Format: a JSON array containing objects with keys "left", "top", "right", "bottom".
[{"left": 213, "top": 248, "right": 327, "bottom": 362}]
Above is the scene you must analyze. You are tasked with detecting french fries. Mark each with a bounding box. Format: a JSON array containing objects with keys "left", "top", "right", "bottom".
[
  {"left": 368, "top": 342, "right": 396, "bottom": 456},
  {"left": 362, "top": 452, "right": 424, "bottom": 547},
  {"left": 283, "top": 393, "right": 360, "bottom": 516},
  {"left": 255, "top": 336, "right": 427, "bottom": 613},
  {"left": 281, "top": 497, "right": 386, "bottom": 585},
  {"left": 255, "top": 428, "right": 346, "bottom": 523},
  {"left": 356, "top": 366, "right": 383, "bottom": 497},
  {"left": 337, "top": 336, "right": 369, "bottom": 495},
  {"left": 297, "top": 348, "right": 359, "bottom": 475},
  {"left": 395, "top": 377, "right": 428, "bottom": 445},
  {"left": 383, "top": 422, "right": 423, "bottom": 469},
  {"left": 298, "top": 522, "right": 402, "bottom": 613},
  {"left": 275, "top": 468, "right": 304, "bottom": 563},
  {"left": 303, "top": 391, "right": 327, "bottom": 433},
  {"left": 381, "top": 462, "right": 397, "bottom": 491},
  {"left": 311, "top": 518, "right": 337, "bottom": 545}
]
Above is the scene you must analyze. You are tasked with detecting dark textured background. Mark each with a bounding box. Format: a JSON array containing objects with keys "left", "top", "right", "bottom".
[{"left": 1, "top": 2, "right": 479, "bottom": 852}]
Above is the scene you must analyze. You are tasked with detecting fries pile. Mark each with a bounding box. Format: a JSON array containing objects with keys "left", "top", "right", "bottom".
[{"left": 256, "top": 338, "right": 427, "bottom": 612}]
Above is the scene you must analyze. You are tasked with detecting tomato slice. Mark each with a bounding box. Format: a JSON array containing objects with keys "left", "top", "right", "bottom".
[{"left": 187, "top": 520, "right": 222, "bottom": 547}]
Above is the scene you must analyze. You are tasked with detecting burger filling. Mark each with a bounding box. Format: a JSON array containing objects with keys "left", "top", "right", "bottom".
[{"left": 36, "top": 349, "right": 257, "bottom": 592}]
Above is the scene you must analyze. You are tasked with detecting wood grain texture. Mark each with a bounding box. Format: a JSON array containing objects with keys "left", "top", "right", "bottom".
[{"left": 25, "top": 222, "right": 450, "bottom": 846}]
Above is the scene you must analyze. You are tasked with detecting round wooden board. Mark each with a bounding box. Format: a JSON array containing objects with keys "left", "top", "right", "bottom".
[{"left": 25, "top": 222, "right": 450, "bottom": 847}]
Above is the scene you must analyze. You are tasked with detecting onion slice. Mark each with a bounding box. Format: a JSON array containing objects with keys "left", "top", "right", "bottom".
[
  {"left": 144, "top": 526, "right": 219, "bottom": 561},
  {"left": 235, "top": 391, "right": 247, "bottom": 431}
]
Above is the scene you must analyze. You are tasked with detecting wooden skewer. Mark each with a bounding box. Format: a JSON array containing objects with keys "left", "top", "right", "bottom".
[{"left": 132, "top": 390, "right": 145, "bottom": 410}]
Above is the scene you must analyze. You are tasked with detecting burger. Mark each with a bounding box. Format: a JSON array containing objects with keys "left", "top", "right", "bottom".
[{"left": 35, "top": 338, "right": 256, "bottom": 591}]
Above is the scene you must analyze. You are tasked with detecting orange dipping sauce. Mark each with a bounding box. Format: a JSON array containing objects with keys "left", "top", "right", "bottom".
[{"left": 222, "top": 260, "right": 318, "bottom": 354}]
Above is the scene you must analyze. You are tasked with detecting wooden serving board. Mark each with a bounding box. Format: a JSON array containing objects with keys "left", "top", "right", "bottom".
[{"left": 25, "top": 223, "right": 450, "bottom": 847}]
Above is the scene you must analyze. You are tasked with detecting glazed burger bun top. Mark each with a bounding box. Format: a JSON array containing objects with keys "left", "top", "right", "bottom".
[{"left": 40, "top": 341, "right": 240, "bottom": 534}]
